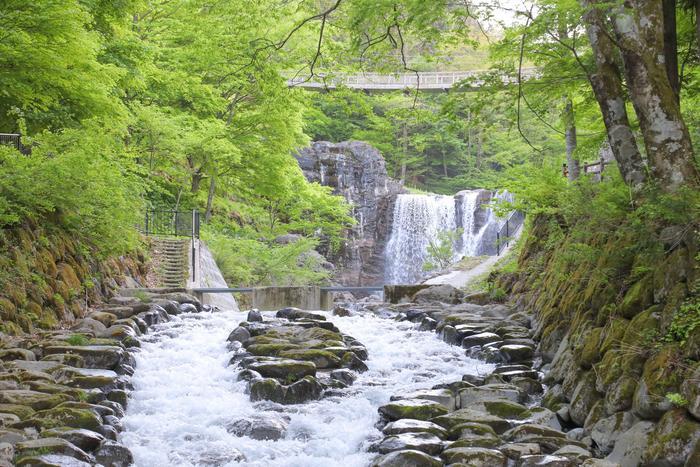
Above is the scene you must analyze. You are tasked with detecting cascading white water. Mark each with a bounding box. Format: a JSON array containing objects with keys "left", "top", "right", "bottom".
[
  {"left": 384, "top": 190, "right": 502, "bottom": 284},
  {"left": 121, "top": 310, "right": 492, "bottom": 466},
  {"left": 190, "top": 241, "right": 239, "bottom": 312},
  {"left": 384, "top": 194, "right": 457, "bottom": 284}
]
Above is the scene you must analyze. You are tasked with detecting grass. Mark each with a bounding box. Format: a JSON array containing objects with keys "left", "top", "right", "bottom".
[{"left": 66, "top": 334, "right": 89, "bottom": 346}]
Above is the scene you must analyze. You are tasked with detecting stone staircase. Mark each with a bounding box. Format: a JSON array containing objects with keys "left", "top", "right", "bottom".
[{"left": 150, "top": 237, "right": 189, "bottom": 288}]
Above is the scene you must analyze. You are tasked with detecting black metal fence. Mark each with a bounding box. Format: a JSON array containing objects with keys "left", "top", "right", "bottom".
[
  {"left": 0, "top": 133, "right": 30, "bottom": 155},
  {"left": 142, "top": 210, "right": 200, "bottom": 238},
  {"left": 496, "top": 210, "right": 525, "bottom": 255}
]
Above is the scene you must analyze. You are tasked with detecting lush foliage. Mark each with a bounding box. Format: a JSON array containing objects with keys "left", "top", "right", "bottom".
[{"left": 0, "top": 0, "right": 352, "bottom": 280}]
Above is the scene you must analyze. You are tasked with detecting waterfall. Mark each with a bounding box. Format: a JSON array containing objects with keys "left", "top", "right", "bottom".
[
  {"left": 384, "top": 190, "right": 505, "bottom": 284},
  {"left": 189, "top": 240, "right": 239, "bottom": 311},
  {"left": 384, "top": 194, "right": 457, "bottom": 284}
]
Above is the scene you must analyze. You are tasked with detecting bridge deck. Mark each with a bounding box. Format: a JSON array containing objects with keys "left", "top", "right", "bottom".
[{"left": 193, "top": 286, "right": 384, "bottom": 293}]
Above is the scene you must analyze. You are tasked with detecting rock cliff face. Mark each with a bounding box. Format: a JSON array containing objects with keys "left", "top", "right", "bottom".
[{"left": 295, "top": 141, "right": 404, "bottom": 286}]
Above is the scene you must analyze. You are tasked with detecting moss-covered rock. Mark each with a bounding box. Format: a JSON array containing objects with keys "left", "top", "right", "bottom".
[
  {"left": 379, "top": 399, "right": 449, "bottom": 422},
  {"left": 0, "top": 390, "right": 69, "bottom": 411},
  {"left": 278, "top": 349, "right": 341, "bottom": 369},
  {"left": 641, "top": 409, "right": 700, "bottom": 465},
  {"left": 578, "top": 327, "right": 604, "bottom": 369},
  {"left": 20, "top": 406, "right": 102, "bottom": 431},
  {"left": 382, "top": 419, "right": 448, "bottom": 439},
  {"left": 0, "top": 404, "right": 35, "bottom": 420},
  {"left": 440, "top": 447, "right": 506, "bottom": 466},
  {"left": 569, "top": 371, "right": 603, "bottom": 426},
  {"left": 431, "top": 408, "right": 511, "bottom": 434},
  {"left": 371, "top": 449, "right": 443, "bottom": 467},
  {"left": 619, "top": 276, "right": 654, "bottom": 319},
  {"left": 246, "top": 359, "right": 316, "bottom": 382},
  {"left": 246, "top": 343, "right": 301, "bottom": 356},
  {"left": 632, "top": 346, "right": 684, "bottom": 420}
]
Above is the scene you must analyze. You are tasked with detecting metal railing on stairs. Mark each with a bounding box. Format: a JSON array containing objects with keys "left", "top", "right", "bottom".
[
  {"left": 141, "top": 210, "right": 200, "bottom": 283},
  {"left": 0, "top": 133, "right": 31, "bottom": 155}
]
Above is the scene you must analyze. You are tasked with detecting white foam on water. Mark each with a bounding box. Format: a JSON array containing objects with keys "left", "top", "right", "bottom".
[{"left": 121, "top": 310, "right": 493, "bottom": 467}]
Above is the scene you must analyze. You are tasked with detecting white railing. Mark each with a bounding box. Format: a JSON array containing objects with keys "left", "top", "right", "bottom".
[{"left": 287, "top": 69, "right": 539, "bottom": 91}]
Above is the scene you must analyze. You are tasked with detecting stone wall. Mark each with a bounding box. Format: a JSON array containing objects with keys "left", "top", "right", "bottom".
[
  {"left": 295, "top": 141, "right": 405, "bottom": 286},
  {"left": 0, "top": 221, "right": 148, "bottom": 335},
  {"left": 497, "top": 214, "right": 700, "bottom": 464}
]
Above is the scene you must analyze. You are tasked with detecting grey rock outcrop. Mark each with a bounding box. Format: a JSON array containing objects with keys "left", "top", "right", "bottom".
[{"left": 295, "top": 141, "right": 404, "bottom": 286}]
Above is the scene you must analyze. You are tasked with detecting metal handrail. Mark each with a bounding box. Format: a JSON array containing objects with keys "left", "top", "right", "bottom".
[
  {"left": 496, "top": 210, "right": 525, "bottom": 256},
  {"left": 0, "top": 133, "right": 30, "bottom": 155}
]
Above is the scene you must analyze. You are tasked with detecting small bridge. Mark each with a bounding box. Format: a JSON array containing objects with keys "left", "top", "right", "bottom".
[
  {"left": 287, "top": 68, "right": 539, "bottom": 92},
  {"left": 191, "top": 285, "right": 427, "bottom": 310}
]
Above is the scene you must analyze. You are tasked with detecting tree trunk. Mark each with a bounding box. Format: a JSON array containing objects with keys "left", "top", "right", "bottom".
[
  {"left": 696, "top": 0, "right": 700, "bottom": 49},
  {"left": 205, "top": 174, "right": 216, "bottom": 222},
  {"left": 662, "top": 0, "right": 680, "bottom": 102},
  {"left": 611, "top": 1, "right": 699, "bottom": 190},
  {"left": 581, "top": 1, "right": 647, "bottom": 189},
  {"left": 476, "top": 129, "right": 483, "bottom": 169},
  {"left": 442, "top": 148, "right": 448, "bottom": 177},
  {"left": 563, "top": 97, "right": 580, "bottom": 181},
  {"left": 400, "top": 122, "right": 408, "bottom": 182}
]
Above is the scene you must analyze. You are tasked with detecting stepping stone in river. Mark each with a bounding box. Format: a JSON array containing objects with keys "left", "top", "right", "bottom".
[
  {"left": 371, "top": 432, "right": 444, "bottom": 455},
  {"left": 371, "top": 449, "right": 443, "bottom": 467},
  {"left": 379, "top": 399, "right": 449, "bottom": 422}
]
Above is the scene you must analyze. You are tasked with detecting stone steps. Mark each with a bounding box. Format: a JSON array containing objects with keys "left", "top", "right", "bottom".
[{"left": 150, "top": 237, "right": 189, "bottom": 288}]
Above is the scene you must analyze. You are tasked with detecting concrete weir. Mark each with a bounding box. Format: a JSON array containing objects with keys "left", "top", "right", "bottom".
[{"left": 252, "top": 286, "right": 331, "bottom": 311}]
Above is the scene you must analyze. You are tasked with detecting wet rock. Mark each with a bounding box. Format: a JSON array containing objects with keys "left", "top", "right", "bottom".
[
  {"left": 440, "top": 446, "right": 506, "bottom": 466},
  {"left": 379, "top": 399, "right": 449, "bottom": 422},
  {"left": 97, "top": 425, "right": 118, "bottom": 441},
  {"left": 497, "top": 345, "right": 534, "bottom": 363},
  {"left": 498, "top": 442, "right": 541, "bottom": 459},
  {"left": 526, "top": 407, "right": 562, "bottom": 431},
  {"left": 372, "top": 432, "right": 444, "bottom": 455},
  {"left": 43, "top": 346, "right": 124, "bottom": 370},
  {"left": 461, "top": 332, "right": 501, "bottom": 349},
  {"left": 440, "top": 325, "right": 459, "bottom": 345},
  {"left": 605, "top": 420, "right": 654, "bottom": 466},
  {"left": 431, "top": 408, "right": 511, "bottom": 434},
  {"left": 276, "top": 308, "right": 326, "bottom": 321},
  {"left": 371, "top": 449, "right": 443, "bottom": 467},
  {"left": 330, "top": 369, "right": 356, "bottom": 386},
  {"left": 278, "top": 349, "right": 341, "bottom": 369},
  {"left": 341, "top": 352, "right": 368, "bottom": 372},
  {"left": 569, "top": 372, "right": 603, "bottom": 426},
  {"left": 474, "top": 400, "right": 530, "bottom": 420},
  {"left": 93, "top": 440, "right": 134, "bottom": 467},
  {"left": 509, "top": 377, "right": 543, "bottom": 395},
  {"left": 226, "top": 326, "right": 250, "bottom": 344},
  {"left": 283, "top": 376, "right": 324, "bottom": 404},
  {"left": 391, "top": 389, "right": 456, "bottom": 411},
  {"left": 249, "top": 378, "right": 286, "bottom": 402},
  {"left": 16, "top": 438, "right": 92, "bottom": 463},
  {"left": 246, "top": 359, "right": 316, "bottom": 381},
  {"left": 41, "top": 428, "right": 105, "bottom": 452},
  {"left": 226, "top": 414, "right": 290, "bottom": 440},
  {"left": 458, "top": 383, "right": 524, "bottom": 407},
  {"left": 382, "top": 419, "right": 448, "bottom": 439},
  {"left": 502, "top": 424, "right": 567, "bottom": 443},
  {"left": 332, "top": 305, "right": 352, "bottom": 317},
  {"left": 16, "top": 454, "right": 92, "bottom": 467},
  {"left": 449, "top": 424, "right": 501, "bottom": 449},
  {"left": 518, "top": 454, "right": 574, "bottom": 466},
  {"left": 178, "top": 303, "right": 198, "bottom": 314},
  {"left": 247, "top": 309, "right": 263, "bottom": 322},
  {"left": 419, "top": 317, "right": 437, "bottom": 332}
]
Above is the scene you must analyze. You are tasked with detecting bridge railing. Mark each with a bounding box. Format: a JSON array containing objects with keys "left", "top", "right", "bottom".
[{"left": 287, "top": 68, "right": 539, "bottom": 90}]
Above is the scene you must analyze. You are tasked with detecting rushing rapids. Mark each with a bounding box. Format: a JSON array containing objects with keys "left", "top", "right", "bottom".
[{"left": 120, "top": 309, "right": 492, "bottom": 466}]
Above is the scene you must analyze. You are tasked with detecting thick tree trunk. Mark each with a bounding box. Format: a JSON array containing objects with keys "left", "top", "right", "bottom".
[
  {"left": 442, "top": 149, "right": 448, "bottom": 177},
  {"left": 564, "top": 97, "right": 580, "bottom": 181},
  {"left": 581, "top": 1, "right": 647, "bottom": 189},
  {"left": 400, "top": 122, "right": 408, "bottom": 182},
  {"left": 696, "top": 0, "right": 700, "bottom": 49},
  {"left": 476, "top": 130, "right": 483, "bottom": 169},
  {"left": 205, "top": 174, "right": 216, "bottom": 222},
  {"left": 662, "top": 0, "right": 680, "bottom": 101},
  {"left": 612, "top": 1, "right": 699, "bottom": 190}
]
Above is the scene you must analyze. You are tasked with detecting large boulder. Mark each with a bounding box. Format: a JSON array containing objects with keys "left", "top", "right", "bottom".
[
  {"left": 372, "top": 432, "right": 444, "bottom": 455},
  {"left": 641, "top": 409, "right": 700, "bottom": 466},
  {"left": 379, "top": 399, "right": 449, "bottom": 422},
  {"left": 226, "top": 414, "right": 290, "bottom": 441},
  {"left": 440, "top": 447, "right": 507, "bottom": 466},
  {"left": 371, "top": 449, "right": 442, "bottom": 467}
]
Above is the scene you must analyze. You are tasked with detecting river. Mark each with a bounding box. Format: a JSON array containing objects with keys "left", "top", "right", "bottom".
[{"left": 121, "top": 308, "right": 493, "bottom": 466}]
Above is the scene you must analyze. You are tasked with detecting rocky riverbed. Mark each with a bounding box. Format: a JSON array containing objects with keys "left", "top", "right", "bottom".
[
  {"left": 0, "top": 288, "right": 205, "bottom": 466},
  {"left": 3, "top": 284, "right": 698, "bottom": 466}
]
